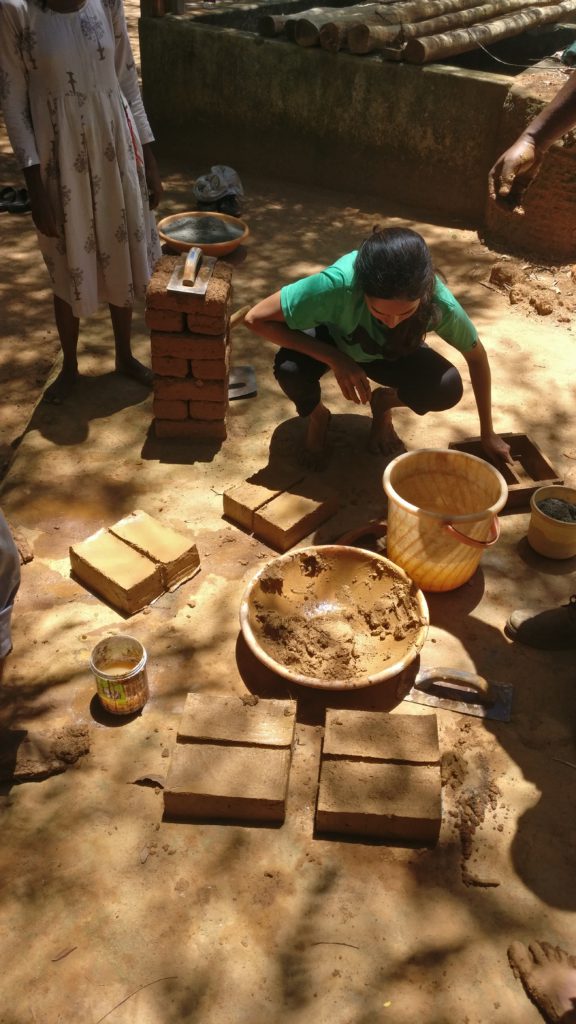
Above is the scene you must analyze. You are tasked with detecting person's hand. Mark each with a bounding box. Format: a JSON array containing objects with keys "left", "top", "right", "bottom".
[
  {"left": 143, "top": 148, "right": 163, "bottom": 210},
  {"left": 330, "top": 352, "right": 372, "bottom": 404},
  {"left": 488, "top": 137, "right": 542, "bottom": 214},
  {"left": 29, "top": 189, "right": 58, "bottom": 237},
  {"left": 23, "top": 168, "right": 58, "bottom": 237},
  {"left": 481, "top": 432, "right": 513, "bottom": 465}
]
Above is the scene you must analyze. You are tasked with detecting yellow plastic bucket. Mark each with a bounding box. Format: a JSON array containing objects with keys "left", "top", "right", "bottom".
[
  {"left": 527, "top": 485, "right": 576, "bottom": 559},
  {"left": 383, "top": 449, "right": 508, "bottom": 592}
]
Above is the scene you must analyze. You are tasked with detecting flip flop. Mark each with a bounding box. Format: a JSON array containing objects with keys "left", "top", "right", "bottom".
[
  {"left": 0, "top": 186, "right": 17, "bottom": 212},
  {"left": 6, "top": 188, "right": 31, "bottom": 214},
  {"left": 228, "top": 364, "right": 256, "bottom": 400}
]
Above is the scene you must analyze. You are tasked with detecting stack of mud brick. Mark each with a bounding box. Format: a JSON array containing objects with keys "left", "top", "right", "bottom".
[{"left": 146, "top": 254, "right": 233, "bottom": 441}]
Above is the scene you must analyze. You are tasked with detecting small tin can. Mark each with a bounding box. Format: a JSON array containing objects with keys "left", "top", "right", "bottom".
[{"left": 90, "top": 635, "right": 149, "bottom": 715}]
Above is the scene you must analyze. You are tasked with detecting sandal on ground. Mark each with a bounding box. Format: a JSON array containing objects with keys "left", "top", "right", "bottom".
[
  {"left": 0, "top": 186, "right": 18, "bottom": 212},
  {"left": 6, "top": 188, "right": 31, "bottom": 214}
]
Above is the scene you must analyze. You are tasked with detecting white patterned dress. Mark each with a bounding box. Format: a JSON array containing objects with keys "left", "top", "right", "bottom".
[{"left": 0, "top": 0, "right": 161, "bottom": 316}]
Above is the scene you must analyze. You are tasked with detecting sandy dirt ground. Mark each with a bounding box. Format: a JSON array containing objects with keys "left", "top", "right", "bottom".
[{"left": 1, "top": 9, "right": 576, "bottom": 1024}]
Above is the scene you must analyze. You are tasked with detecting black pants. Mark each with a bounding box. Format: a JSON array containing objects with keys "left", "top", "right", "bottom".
[{"left": 273, "top": 330, "right": 464, "bottom": 418}]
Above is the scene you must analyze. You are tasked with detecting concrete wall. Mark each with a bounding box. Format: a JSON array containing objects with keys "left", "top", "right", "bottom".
[
  {"left": 140, "top": 19, "right": 509, "bottom": 223},
  {"left": 140, "top": 17, "right": 576, "bottom": 258}
]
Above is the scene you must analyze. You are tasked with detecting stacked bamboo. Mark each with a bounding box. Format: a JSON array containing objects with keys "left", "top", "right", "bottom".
[{"left": 258, "top": 0, "right": 576, "bottom": 61}]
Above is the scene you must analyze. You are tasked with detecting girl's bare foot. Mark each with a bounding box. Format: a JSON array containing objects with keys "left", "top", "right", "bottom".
[
  {"left": 368, "top": 388, "right": 405, "bottom": 456},
  {"left": 115, "top": 355, "right": 153, "bottom": 388},
  {"left": 302, "top": 403, "right": 331, "bottom": 469},
  {"left": 508, "top": 940, "right": 576, "bottom": 1023},
  {"left": 42, "top": 365, "right": 79, "bottom": 404}
]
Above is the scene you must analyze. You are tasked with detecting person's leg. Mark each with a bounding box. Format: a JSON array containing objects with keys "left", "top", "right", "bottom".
[
  {"left": 110, "top": 304, "right": 153, "bottom": 386},
  {"left": 273, "top": 344, "right": 331, "bottom": 460},
  {"left": 0, "top": 511, "right": 21, "bottom": 684},
  {"left": 363, "top": 345, "right": 463, "bottom": 454},
  {"left": 43, "top": 294, "right": 80, "bottom": 404},
  {"left": 508, "top": 941, "right": 576, "bottom": 1023},
  {"left": 505, "top": 595, "right": 576, "bottom": 649}
]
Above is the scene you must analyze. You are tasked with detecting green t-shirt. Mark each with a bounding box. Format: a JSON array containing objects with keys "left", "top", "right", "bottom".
[{"left": 280, "top": 251, "right": 478, "bottom": 364}]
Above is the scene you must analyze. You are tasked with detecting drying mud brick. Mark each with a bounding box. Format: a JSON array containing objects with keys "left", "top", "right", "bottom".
[
  {"left": 223, "top": 474, "right": 303, "bottom": 531},
  {"left": 70, "top": 528, "right": 163, "bottom": 615},
  {"left": 164, "top": 743, "right": 291, "bottom": 823},
  {"left": 253, "top": 484, "right": 339, "bottom": 552},
  {"left": 152, "top": 398, "right": 188, "bottom": 421},
  {"left": 323, "top": 710, "right": 440, "bottom": 765},
  {"left": 151, "top": 330, "right": 228, "bottom": 361},
  {"left": 146, "top": 255, "right": 232, "bottom": 316},
  {"left": 177, "top": 693, "right": 297, "bottom": 747},
  {"left": 109, "top": 510, "right": 200, "bottom": 589},
  {"left": 316, "top": 761, "right": 442, "bottom": 844},
  {"left": 145, "top": 308, "right": 186, "bottom": 333},
  {"left": 151, "top": 354, "right": 189, "bottom": 378},
  {"left": 155, "top": 419, "right": 227, "bottom": 441},
  {"left": 154, "top": 378, "right": 227, "bottom": 402}
]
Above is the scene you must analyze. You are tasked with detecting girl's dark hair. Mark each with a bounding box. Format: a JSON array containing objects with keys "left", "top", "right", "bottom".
[{"left": 354, "top": 227, "right": 439, "bottom": 356}]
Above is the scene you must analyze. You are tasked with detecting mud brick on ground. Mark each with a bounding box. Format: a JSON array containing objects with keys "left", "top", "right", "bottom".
[
  {"left": 223, "top": 474, "right": 304, "bottom": 531},
  {"left": 164, "top": 693, "right": 297, "bottom": 823},
  {"left": 155, "top": 419, "right": 227, "bottom": 440},
  {"left": 177, "top": 693, "right": 296, "bottom": 747},
  {"left": 323, "top": 710, "right": 440, "bottom": 765},
  {"left": 70, "top": 528, "right": 164, "bottom": 615},
  {"left": 146, "top": 255, "right": 233, "bottom": 316},
  {"left": 316, "top": 761, "right": 442, "bottom": 844},
  {"left": 151, "top": 331, "right": 229, "bottom": 360},
  {"left": 253, "top": 481, "right": 339, "bottom": 552},
  {"left": 164, "top": 744, "right": 291, "bottom": 822},
  {"left": 109, "top": 510, "right": 200, "bottom": 589}
]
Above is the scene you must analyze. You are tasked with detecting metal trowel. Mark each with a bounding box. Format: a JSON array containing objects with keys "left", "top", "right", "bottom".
[
  {"left": 404, "top": 667, "right": 513, "bottom": 722},
  {"left": 167, "top": 246, "right": 217, "bottom": 296}
]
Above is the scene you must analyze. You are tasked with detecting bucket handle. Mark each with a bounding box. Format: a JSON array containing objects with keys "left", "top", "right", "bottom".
[{"left": 442, "top": 513, "right": 500, "bottom": 549}]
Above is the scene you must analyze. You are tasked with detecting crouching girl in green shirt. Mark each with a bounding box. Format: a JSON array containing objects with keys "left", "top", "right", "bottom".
[{"left": 245, "top": 227, "right": 511, "bottom": 465}]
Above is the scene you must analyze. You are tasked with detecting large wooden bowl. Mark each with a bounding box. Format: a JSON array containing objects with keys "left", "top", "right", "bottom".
[
  {"left": 157, "top": 211, "right": 249, "bottom": 256},
  {"left": 239, "top": 545, "right": 429, "bottom": 690}
]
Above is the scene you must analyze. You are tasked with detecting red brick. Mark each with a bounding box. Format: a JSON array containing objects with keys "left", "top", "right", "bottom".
[
  {"left": 151, "top": 330, "right": 228, "bottom": 360},
  {"left": 190, "top": 355, "right": 229, "bottom": 380},
  {"left": 154, "top": 377, "right": 227, "bottom": 402},
  {"left": 145, "top": 308, "right": 186, "bottom": 332},
  {"left": 155, "top": 419, "right": 227, "bottom": 440},
  {"left": 188, "top": 400, "right": 228, "bottom": 421},
  {"left": 152, "top": 398, "right": 188, "bottom": 421},
  {"left": 186, "top": 312, "right": 229, "bottom": 336},
  {"left": 151, "top": 354, "right": 189, "bottom": 378}
]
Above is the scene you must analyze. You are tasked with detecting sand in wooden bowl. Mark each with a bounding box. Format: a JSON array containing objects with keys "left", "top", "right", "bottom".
[{"left": 241, "top": 547, "right": 429, "bottom": 688}]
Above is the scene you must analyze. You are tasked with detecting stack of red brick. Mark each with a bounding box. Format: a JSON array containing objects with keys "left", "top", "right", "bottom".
[{"left": 146, "top": 254, "right": 233, "bottom": 440}]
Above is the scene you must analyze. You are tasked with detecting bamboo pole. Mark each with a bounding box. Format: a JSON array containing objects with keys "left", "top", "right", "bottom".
[
  {"left": 348, "top": 0, "right": 561, "bottom": 53},
  {"left": 347, "top": 21, "right": 400, "bottom": 50},
  {"left": 375, "top": 0, "right": 494, "bottom": 25},
  {"left": 318, "top": 4, "right": 393, "bottom": 51},
  {"left": 404, "top": 0, "right": 576, "bottom": 62},
  {"left": 258, "top": 6, "right": 337, "bottom": 39}
]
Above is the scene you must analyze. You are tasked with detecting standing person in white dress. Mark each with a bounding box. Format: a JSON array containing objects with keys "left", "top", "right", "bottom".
[{"left": 0, "top": 0, "right": 163, "bottom": 403}]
